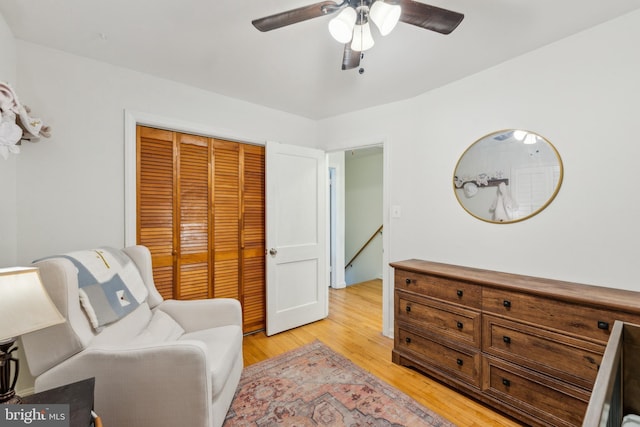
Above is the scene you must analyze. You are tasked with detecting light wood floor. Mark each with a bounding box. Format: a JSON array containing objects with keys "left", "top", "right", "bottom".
[{"left": 243, "top": 279, "right": 523, "bottom": 426}]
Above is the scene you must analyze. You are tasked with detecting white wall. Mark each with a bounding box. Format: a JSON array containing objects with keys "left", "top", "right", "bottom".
[
  {"left": 11, "top": 41, "right": 319, "bottom": 394},
  {"left": 14, "top": 41, "right": 319, "bottom": 265},
  {"left": 320, "top": 9, "right": 640, "bottom": 333},
  {"left": 0, "top": 14, "right": 15, "bottom": 83},
  {"left": 0, "top": 12, "right": 17, "bottom": 267},
  {"left": 345, "top": 148, "right": 383, "bottom": 284},
  {"left": 8, "top": 5, "right": 640, "bottom": 387}
]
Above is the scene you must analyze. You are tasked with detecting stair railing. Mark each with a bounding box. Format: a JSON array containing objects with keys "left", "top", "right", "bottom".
[{"left": 345, "top": 225, "right": 383, "bottom": 269}]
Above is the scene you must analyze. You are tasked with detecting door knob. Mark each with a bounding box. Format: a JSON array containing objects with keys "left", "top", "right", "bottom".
[{"left": 269, "top": 248, "right": 278, "bottom": 256}]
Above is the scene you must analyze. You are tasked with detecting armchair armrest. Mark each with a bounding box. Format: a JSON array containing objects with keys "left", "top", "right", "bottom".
[
  {"left": 36, "top": 342, "right": 213, "bottom": 427},
  {"left": 156, "top": 298, "right": 242, "bottom": 332}
]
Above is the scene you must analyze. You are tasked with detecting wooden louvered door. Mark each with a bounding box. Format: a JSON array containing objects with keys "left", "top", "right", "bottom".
[
  {"left": 211, "top": 140, "right": 240, "bottom": 300},
  {"left": 136, "top": 125, "right": 265, "bottom": 333},
  {"left": 137, "top": 126, "right": 176, "bottom": 298},
  {"left": 240, "top": 144, "right": 265, "bottom": 332},
  {"left": 176, "top": 133, "right": 211, "bottom": 300},
  {"left": 211, "top": 140, "right": 266, "bottom": 331}
]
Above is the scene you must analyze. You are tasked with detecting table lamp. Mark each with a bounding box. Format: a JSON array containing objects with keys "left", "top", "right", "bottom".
[{"left": 0, "top": 267, "right": 65, "bottom": 404}]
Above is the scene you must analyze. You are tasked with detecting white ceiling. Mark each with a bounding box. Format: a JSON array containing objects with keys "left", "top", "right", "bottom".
[{"left": 2, "top": 0, "right": 640, "bottom": 119}]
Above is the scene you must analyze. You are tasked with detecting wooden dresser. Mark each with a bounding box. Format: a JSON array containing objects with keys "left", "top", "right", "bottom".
[{"left": 391, "top": 259, "right": 640, "bottom": 427}]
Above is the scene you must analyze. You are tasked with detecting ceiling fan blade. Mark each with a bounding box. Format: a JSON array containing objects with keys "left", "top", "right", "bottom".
[
  {"left": 341, "top": 44, "right": 361, "bottom": 70},
  {"left": 252, "top": 1, "right": 340, "bottom": 32},
  {"left": 397, "top": 0, "right": 464, "bottom": 35}
]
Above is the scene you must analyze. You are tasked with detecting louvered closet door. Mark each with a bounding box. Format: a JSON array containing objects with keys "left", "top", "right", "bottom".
[
  {"left": 241, "top": 144, "right": 266, "bottom": 332},
  {"left": 137, "top": 126, "right": 176, "bottom": 299},
  {"left": 212, "top": 140, "right": 241, "bottom": 299},
  {"left": 176, "top": 133, "right": 211, "bottom": 300},
  {"left": 137, "top": 126, "right": 266, "bottom": 332}
]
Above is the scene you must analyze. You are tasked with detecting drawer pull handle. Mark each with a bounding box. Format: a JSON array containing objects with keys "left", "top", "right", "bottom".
[
  {"left": 503, "top": 336, "right": 511, "bottom": 344},
  {"left": 503, "top": 300, "right": 512, "bottom": 308},
  {"left": 597, "top": 321, "right": 609, "bottom": 330},
  {"left": 405, "top": 337, "right": 412, "bottom": 344},
  {"left": 456, "top": 289, "right": 463, "bottom": 297},
  {"left": 502, "top": 378, "right": 511, "bottom": 387},
  {"left": 456, "top": 321, "right": 464, "bottom": 329},
  {"left": 405, "top": 278, "right": 412, "bottom": 285},
  {"left": 405, "top": 305, "right": 411, "bottom": 313},
  {"left": 456, "top": 358, "right": 463, "bottom": 366}
]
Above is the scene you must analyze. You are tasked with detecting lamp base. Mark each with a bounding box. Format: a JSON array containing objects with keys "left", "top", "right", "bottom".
[
  {"left": 0, "top": 393, "right": 21, "bottom": 404},
  {"left": 0, "top": 337, "right": 20, "bottom": 404}
]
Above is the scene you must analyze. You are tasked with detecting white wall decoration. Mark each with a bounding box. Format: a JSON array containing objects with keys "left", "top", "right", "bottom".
[{"left": 0, "top": 82, "right": 50, "bottom": 159}]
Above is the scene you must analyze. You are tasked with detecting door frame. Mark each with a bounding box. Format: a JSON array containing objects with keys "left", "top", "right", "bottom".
[
  {"left": 327, "top": 155, "right": 345, "bottom": 290},
  {"left": 327, "top": 139, "right": 392, "bottom": 338}
]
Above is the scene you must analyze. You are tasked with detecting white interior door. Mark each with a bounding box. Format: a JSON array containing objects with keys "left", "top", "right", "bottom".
[{"left": 265, "top": 141, "right": 327, "bottom": 336}]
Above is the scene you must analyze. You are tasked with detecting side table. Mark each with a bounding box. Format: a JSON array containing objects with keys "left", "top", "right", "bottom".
[{"left": 21, "top": 377, "right": 100, "bottom": 427}]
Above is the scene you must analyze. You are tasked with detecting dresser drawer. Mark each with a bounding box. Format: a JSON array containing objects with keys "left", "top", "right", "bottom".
[
  {"left": 397, "top": 291, "right": 481, "bottom": 347},
  {"left": 483, "top": 315, "right": 604, "bottom": 389},
  {"left": 483, "top": 288, "right": 629, "bottom": 343},
  {"left": 483, "top": 356, "right": 590, "bottom": 427},
  {"left": 396, "top": 326, "right": 481, "bottom": 387},
  {"left": 395, "top": 270, "right": 481, "bottom": 309}
]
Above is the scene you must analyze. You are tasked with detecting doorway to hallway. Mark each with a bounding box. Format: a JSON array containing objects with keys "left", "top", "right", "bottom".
[{"left": 328, "top": 146, "right": 383, "bottom": 286}]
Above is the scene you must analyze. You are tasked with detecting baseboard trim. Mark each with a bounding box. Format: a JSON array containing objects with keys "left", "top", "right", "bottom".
[{"left": 17, "top": 386, "right": 35, "bottom": 397}]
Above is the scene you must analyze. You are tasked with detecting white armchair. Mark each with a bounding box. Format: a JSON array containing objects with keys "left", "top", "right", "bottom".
[{"left": 21, "top": 245, "right": 243, "bottom": 427}]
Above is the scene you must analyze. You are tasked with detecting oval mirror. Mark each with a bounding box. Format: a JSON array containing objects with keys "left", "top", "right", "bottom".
[{"left": 453, "top": 130, "right": 563, "bottom": 223}]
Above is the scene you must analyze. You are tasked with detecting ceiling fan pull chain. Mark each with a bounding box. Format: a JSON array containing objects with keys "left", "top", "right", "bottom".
[{"left": 358, "top": 0, "right": 366, "bottom": 75}]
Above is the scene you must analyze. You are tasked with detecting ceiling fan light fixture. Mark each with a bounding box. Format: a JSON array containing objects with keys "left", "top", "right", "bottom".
[
  {"left": 513, "top": 130, "right": 527, "bottom": 141},
  {"left": 351, "top": 22, "right": 375, "bottom": 52},
  {"left": 370, "top": 1, "right": 401, "bottom": 36},
  {"left": 329, "top": 7, "right": 357, "bottom": 43}
]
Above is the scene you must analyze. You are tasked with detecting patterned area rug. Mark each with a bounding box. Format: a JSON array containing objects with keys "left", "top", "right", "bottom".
[{"left": 224, "top": 340, "right": 454, "bottom": 426}]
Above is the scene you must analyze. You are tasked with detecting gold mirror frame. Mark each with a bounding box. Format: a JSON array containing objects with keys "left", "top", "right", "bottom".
[{"left": 453, "top": 129, "right": 563, "bottom": 224}]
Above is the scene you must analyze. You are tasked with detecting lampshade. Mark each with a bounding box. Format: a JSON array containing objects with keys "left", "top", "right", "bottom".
[
  {"left": 370, "top": 1, "right": 401, "bottom": 36},
  {"left": 351, "top": 22, "right": 375, "bottom": 52},
  {"left": 0, "top": 267, "right": 65, "bottom": 341},
  {"left": 329, "top": 7, "right": 357, "bottom": 43}
]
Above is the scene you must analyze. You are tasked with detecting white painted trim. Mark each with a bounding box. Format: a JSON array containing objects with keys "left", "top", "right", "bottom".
[
  {"left": 16, "top": 386, "right": 35, "bottom": 397},
  {"left": 123, "top": 111, "right": 138, "bottom": 247},
  {"left": 123, "top": 110, "right": 265, "bottom": 246},
  {"left": 327, "top": 152, "right": 346, "bottom": 289},
  {"left": 328, "top": 166, "right": 338, "bottom": 288},
  {"left": 381, "top": 140, "right": 392, "bottom": 338}
]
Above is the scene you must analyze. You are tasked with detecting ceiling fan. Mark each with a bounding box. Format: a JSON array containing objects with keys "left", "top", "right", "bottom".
[{"left": 252, "top": 0, "right": 464, "bottom": 71}]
